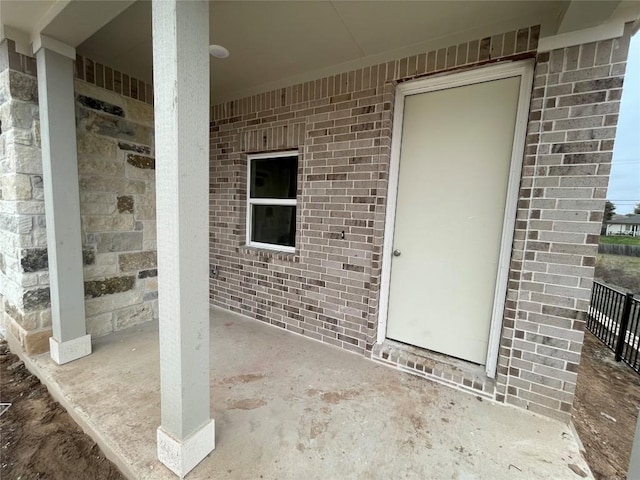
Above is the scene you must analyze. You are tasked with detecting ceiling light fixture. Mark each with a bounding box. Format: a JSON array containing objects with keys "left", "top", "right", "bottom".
[{"left": 209, "top": 45, "right": 230, "bottom": 59}]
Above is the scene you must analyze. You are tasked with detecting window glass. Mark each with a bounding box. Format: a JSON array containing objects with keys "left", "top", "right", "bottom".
[
  {"left": 250, "top": 156, "right": 297, "bottom": 199},
  {"left": 251, "top": 205, "right": 296, "bottom": 247}
]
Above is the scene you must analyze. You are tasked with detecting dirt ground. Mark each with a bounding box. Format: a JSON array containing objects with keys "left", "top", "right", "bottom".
[
  {"left": 594, "top": 254, "right": 640, "bottom": 296},
  {"left": 573, "top": 331, "right": 640, "bottom": 480},
  {"left": 0, "top": 339, "right": 124, "bottom": 480}
]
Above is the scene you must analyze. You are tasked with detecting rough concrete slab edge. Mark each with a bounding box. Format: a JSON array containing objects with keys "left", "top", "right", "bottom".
[
  {"left": 5, "top": 332, "right": 138, "bottom": 480},
  {"left": 570, "top": 420, "right": 589, "bottom": 457},
  {"left": 499, "top": 401, "right": 594, "bottom": 478}
]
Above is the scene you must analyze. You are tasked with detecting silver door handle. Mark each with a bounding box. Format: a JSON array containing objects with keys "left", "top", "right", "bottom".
[{"left": 393, "top": 249, "right": 401, "bottom": 257}]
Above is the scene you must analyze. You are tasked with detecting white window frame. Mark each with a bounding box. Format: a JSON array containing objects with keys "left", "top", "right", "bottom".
[{"left": 246, "top": 150, "right": 299, "bottom": 253}]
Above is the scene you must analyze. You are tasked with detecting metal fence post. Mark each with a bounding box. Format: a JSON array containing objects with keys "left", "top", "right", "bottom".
[{"left": 615, "top": 293, "right": 635, "bottom": 362}]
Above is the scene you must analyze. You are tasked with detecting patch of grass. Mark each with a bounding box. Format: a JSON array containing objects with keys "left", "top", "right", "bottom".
[
  {"left": 599, "top": 236, "right": 640, "bottom": 246},
  {"left": 595, "top": 254, "right": 640, "bottom": 296}
]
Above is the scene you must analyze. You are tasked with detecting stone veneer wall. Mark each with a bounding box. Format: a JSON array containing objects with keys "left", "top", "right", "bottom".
[
  {"left": 0, "top": 40, "right": 49, "bottom": 352},
  {"left": 0, "top": 39, "right": 157, "bottom": 353},
  {"left": 75, "top": 81, "right": 158, "bottom": 338},
  {"left": 209, "top": 23, "right": 632, "bottom": 421}
]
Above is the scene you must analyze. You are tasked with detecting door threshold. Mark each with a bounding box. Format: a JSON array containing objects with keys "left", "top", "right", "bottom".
[{"left": 372, "top": 339, "right": 496, "bottom": 400}]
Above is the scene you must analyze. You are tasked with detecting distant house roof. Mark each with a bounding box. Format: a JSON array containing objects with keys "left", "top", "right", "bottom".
[{"left": 607, "top": 214, "right": 640, "bottom": 225}]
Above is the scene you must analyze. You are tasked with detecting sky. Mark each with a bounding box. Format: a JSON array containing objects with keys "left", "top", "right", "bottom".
[{"left": 609, "top": 32, "right": 640, "bottom": 215}]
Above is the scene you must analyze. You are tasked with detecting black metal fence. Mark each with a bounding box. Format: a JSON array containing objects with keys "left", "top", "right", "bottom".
[{"left": 587, "top": 281, "right": 640, "bottom": 373}]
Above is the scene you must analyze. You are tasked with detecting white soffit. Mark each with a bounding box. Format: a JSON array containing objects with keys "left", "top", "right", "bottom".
[
  {"left": 330, "top": 1, "right": 558, "bottom": 56},
  {"left": 74, "top": 0, "right": 153, "bottom": 83},
  {"left": 41, "top": 0, "right": 135, "bottom": 48},
  {"left": 11, "top": 1, "right": 639, "bottom": 104},
  {"left": 209, "top": 1, "right": 566, "bottom": 103},
  {"left": 0, "top": 1, "right": 62, "bottom": 35},
  {"left": 0, "top": 0, "right": 134, "bottom": 55},
  {"left": 538, "top": 0, "right": 640, "bottom": 52},
  {"left": 76, "top": 1, "right": 569, "bottom": 105},
  {"left": 0, "top": 0, "right": 63, "bottom": 54},
  {"left": 556, "top": 0, "right": 622, "bottom": 34}
]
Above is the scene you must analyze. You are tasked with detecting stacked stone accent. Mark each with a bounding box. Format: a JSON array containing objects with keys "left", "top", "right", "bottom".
[
  {"left": 497, "top": 24, "right": 633, "bottom": 420},
  {"left": 0, "top": 39, "right": 158, "bottom": 352},
  {"left": 209, "top": 23, "right": 631, "bottom": 421},
  {"left": 0, "top": 40, "right": 50, "bottom": 353},
  {"left": 75, "top": 80, "right": 158, "bottom": 338}
]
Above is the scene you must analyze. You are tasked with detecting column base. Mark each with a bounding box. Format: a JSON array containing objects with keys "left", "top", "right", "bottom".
[
  {"left": 158, "top": 420, "right": 215, "bottom": 478},
  {"left": 49, "top": 334, "right": 92, "bottom": 365}
]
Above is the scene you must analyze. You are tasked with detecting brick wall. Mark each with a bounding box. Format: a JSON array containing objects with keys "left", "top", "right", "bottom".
[
  {"left": 75, "top": 53, "right": 153, "bottom": 106},
  {"left": 209, "top": 23, "right": 632, "bottom": 421},
  {"left": 0, "top": 39, "right": 158, "bottom": 352},
  {"left": 209, "top": 28, "right": 538, "bottom": 355},
  {"left": 498, "top": 24, "right": 632, "bottom": 420}
]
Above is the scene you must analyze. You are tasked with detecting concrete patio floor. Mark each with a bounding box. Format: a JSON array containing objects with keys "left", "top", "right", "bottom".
[{"left": 15, "top": 307, "right": 591, "bottom": 479}]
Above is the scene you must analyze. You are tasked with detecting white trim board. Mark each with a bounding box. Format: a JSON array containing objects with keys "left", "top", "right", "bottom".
[
  {"left": 376, "top": 60, "right": 534, "bottom": 379},
  {"left": 538, "top": 21, "right": 625, "bottom": 53},
  {"left": 32, "top": 34, "right": 76, "bottom": 59}
]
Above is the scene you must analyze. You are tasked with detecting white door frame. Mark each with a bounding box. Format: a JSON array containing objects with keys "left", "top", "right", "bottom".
[{"left": 377, "top": 60, "right": 534, "bottom": 378}]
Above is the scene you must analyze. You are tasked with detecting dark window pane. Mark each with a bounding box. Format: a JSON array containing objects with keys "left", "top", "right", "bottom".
[
  {"left": 251, "top": 156, "right": 297, "bottom": 199},
  {"left": 251, "top": 205, "right": 296, "bottom": 247}
]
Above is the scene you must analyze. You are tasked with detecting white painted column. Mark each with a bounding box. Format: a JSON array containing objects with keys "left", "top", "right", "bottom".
[
  {"left": 33, "top": 36, "right": 91, "bottom": 365},
  {"left": 152, "top": 1, "right": 214, "bottom": 477}
]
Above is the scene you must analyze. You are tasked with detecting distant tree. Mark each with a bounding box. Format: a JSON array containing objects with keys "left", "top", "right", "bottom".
[
  {"left": 634, "top": 202, "right": 640, "bottom": 215},
  {"left": 604, "top": 200, "right": 616, "bottom": 221}
]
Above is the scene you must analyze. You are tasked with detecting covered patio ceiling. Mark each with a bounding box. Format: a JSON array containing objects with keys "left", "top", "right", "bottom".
[
  {"left": 75, "top": 0, "right": 570, "bottom": 103},
  {"left": 2, "top": 1, "right": 636, "bottom": 104}
]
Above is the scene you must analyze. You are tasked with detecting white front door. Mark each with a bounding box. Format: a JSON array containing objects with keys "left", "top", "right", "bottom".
[{"left": 385, "top": 76, "right": 521, "bottom": 365}]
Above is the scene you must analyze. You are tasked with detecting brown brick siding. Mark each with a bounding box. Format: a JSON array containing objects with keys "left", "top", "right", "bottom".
[
  {"left": 209, "top": 28, "right": 538, "bottom": 355},
  {"left": 497, "top": 24, "right": 632, "bottom": 420},
  {"left": 209, "top": 24, "right": 630, "bottom": 421},
  {"left": 75, "top": 54, "right": 153, "bottom": 105},
  {"left": 0, "top": 39, "right": 153, "bottom": 105}
]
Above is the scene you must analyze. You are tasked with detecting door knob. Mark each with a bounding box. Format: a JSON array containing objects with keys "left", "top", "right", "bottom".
[{"left": 393, "top": 249, "right": 401, "bottom": 257}]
